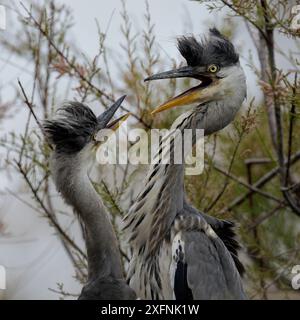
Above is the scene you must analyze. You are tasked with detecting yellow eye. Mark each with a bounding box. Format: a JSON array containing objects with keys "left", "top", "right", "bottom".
[{"left": 208, "top": 64, "right": 218, "bottom": 73}]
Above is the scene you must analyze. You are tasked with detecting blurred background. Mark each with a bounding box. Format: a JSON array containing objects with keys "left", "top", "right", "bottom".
[{"left": 0, "top": 0, "right": 299, "bottom": 299}]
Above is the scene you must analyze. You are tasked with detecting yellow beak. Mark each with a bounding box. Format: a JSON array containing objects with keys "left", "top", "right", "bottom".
[
  {"left": 107, "top": 113, "right": 131, "bottom": 131},
  {"left": 144, "top": 66, "right": 215, "bottom": 115},
  {"left": 150, "top": 87, "right": 208, "bottom": 115},
  {"left": 151, "top": 84, "right": 217, "bottom": 115},
  {"left": 94, "top": 113, "right": 131, "bottom": 143}
]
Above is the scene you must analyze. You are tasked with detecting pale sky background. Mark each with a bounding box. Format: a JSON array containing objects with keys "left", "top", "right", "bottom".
[{"left": 0, "top": 0, "right": 296, "bottom": 299}]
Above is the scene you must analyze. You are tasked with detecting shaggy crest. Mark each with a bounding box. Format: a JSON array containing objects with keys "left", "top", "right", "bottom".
[
  {"left": 44, "top": 102, "right": 98, "bottom": 154},
  {"left": 177, "top": 28, "right": 239, "bottom": 67}
]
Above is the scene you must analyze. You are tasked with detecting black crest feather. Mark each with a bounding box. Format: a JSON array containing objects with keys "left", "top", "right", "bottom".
[
  {"left": 213, "top": 220, "right": 245, "bottom": 275},
  {"left": 44, "top": 102, "right": 98, "bottom": 154},
  {"left": 177, "top": 28, "right": 239, "bottom": 67}
]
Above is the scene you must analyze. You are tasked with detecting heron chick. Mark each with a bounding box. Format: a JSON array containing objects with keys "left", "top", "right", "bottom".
[
  {"left": 44, "top": 96, "right": 136, "bottom": 300},
  {"left": 125, "top": 28, "right": 247, "bottom": 300}
]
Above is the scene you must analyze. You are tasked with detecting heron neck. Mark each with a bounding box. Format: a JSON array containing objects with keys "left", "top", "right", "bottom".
[
  {"left": 153, "top": 136, "right": 186, "bottom": 210},
  {"left": 125, "top": 131, "right": 186, "bottom": 252},
  {"left": 51, "top": 150, "right": 124, "bottom": 281}
]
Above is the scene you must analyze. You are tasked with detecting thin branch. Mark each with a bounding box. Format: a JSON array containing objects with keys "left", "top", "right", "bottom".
[
  {"left": 211, "top": 162, "right": 283, "bottom": 204},
  {"left": 247, "top": 203, "right": 284, "bottom": 230},
  {"left": 14, "top": 160, "right": 87, "bottom": 260},
  {"left": 221, "top": 151, "right": 300, "bottom": 213},
  {"left": 20, "top": 2, "right": 150, "bottom": 129},
  {"left": 221, "top": 0, "right": 268, "bottom": 42},
  {"left": 285, "top": 73, "right": 297, "bottom": 186},
  {"left": 205, "top": 104, "right": 254, "bottom": 212},
  {"left": 17, "top": 79, "right": 45, "bottom": 136}
]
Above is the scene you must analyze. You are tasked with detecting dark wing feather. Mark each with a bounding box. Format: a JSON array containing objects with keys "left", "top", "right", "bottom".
[
  {"left": 174, "top": 261, "right": 193, "bottom": 300},
  {"left": 212, "top": 220, "right": 245, "bottom": 275}
]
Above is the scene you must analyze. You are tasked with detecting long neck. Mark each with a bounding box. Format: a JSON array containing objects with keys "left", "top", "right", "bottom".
[
  {"left": 125, "top": 130, "right": 186, "bottom": 253},
  {"left": 126, "top": 96, "right": 244, "bottom": 253},
  {"left": 51, "top": 150, "right": 124, "bottom": 281}
]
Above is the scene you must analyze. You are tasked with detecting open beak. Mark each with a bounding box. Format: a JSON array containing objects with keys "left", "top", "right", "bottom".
[
  {"left": 106, "top": 112, "right": 131, "bottom": 131},
  {"left": 97, "top": 95, "right": 127, "bottom": 127},
  {"left": 94, "top": 95, "right": 130, "bottom": 142},
  {"left": 145, "top": 66, "right": 216, "bottom": 115}
]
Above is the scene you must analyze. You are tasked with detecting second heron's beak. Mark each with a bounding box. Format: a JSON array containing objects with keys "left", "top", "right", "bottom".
[
  {"left": 145, "top": 66, "right": 217, "bottom": 115},
  {"left": 94, "top": 95, "right": 130, "bottom": 141},
  {"left": 105, "top": 112, "right": 131, "bottom": 131},
  {"left": 97, "top": 95, "right": 127, "bottom": 128}
]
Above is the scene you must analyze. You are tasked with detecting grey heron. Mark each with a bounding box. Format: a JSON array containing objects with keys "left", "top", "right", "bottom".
[
  {"left": 44, "top": 96, "right": 136, "bottom": 300},
  {"left": 124, "top": 28, "right": 247, "bottom": 299}
]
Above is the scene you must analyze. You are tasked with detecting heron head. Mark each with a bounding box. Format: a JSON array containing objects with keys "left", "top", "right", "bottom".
[
  {"left": 44, "top": 95, "right": 130, "bottom": 155},
  {"left": 145, "top": 28, "right": 245, "bottom": 116}
]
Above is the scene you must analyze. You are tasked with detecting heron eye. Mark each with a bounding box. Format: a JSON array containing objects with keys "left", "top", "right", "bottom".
[{"left": 208, "top": 64, "right": 219, "bottom": 73}]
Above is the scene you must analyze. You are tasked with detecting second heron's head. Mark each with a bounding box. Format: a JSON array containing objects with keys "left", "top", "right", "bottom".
[
  {"left": 44, "top": 95, "right": 130, "bottom": 157},
  {"left": 145, "top": 28, "right": 246, "bottom": 128}
]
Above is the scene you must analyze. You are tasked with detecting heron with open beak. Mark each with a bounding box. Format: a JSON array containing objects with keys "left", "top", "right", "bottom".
[
  {"left": 44, "top": 96, "right": 135, "bottom": 300},
  {"left": 124, "top": 28, "right": 247, "bottom": 299}
]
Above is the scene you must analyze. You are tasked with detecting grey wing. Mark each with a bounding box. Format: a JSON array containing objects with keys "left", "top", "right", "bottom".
[
  {"left": 185, "top": 205, "right": 245, "bottom": 275},
  {"left": 173, "top": 230, "right": 246, "bottom": 300}
]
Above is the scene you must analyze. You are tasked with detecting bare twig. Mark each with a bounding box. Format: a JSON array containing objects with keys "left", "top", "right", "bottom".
[
  {"left": 20, "top": 2, "right": 150, "bottom": 129},
  {"left": 14, "top": 160, "right": 87, "bottom": 260},
  {"left": 222, "top": 151, "right": 300, "bottom": 213},
  {"left": 211, "top": 161, "right": 283, "bottom": 204},
  {"left": 247, "top": 203, "right": 284, "bottom": 230},
  {"left": 18, "top": 79, "right": 45, "bottom": 136},
  {"left": 285, "top": 73, "right": 297, "bottom": 186},
  {"left": 221, "top": 0, "right": 268, "bottom": 42}
]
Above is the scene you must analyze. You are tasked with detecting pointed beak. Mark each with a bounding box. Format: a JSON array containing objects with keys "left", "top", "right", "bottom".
[
  {"left": 106, "top": 112, "right": 131, "bottom": 131},
  {"left": 94, "top": 95, "right": 130, "bottom": 142},
  {"left": 145, "top": 66, "right": 216, "bottom": 115},
  {"left": 94, "top": 112, "right": 130, "bottom": 142},
  {"left": 145, "top": 66, "right": 201, "bottom": 81},
  {"left": 97, "top": 95, "right": 127, "bottom": 127}
]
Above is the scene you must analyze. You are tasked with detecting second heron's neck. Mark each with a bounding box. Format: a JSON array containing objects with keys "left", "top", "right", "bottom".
[{"left": 51, "top": 150, "right": 124, "bottom": 281}]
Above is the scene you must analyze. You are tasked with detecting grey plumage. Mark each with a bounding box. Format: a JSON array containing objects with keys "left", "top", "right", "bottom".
[
  {"left": 196, "top": 210, "right": 245, "bottom": 275},
  {"left": 124, "top": 28, "right": 247, "bottom": 300},
  {"left": 44, "top": 102, "right": 100, "bottom": 154},
  {"left": 183, "top": 230, "right": 244, "bottom": 299},
  {"left": 43, "top": 28, "right": 247, "bottom": 300},
  {"left": 44, "top": 98, "right": 136, "bottom": 300}
]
